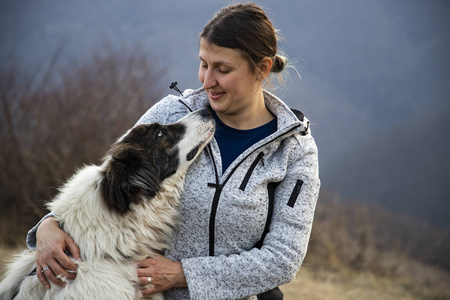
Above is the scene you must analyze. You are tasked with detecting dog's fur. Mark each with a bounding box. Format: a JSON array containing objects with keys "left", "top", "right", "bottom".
[{"left": 0, "top": 108, "right": 215, "bottom": 300}]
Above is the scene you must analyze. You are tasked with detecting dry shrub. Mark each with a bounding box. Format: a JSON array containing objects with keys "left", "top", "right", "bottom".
[
  {"left": 306, "top": 190, "right": 450, "bottom": 275},
  {"left": 304, "top": 190, "right": 450, "bottom": 299},
  {"left": 0, "top": 43, "right": 165, "bottom": 247},
  {"left": 306, "top": 191, "right": 384, "bottom": 273},
  {"left": 306, "top": 189, "right": 450, "bottom": 279}
]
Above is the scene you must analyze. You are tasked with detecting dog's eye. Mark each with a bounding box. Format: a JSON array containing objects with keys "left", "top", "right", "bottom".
[{"left": 157, "top": 130, "right": 164, "bottom": 137}]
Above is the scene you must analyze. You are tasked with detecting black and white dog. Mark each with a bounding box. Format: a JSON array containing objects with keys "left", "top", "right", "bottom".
[{"left": 0, "top": 108, "right": 215, "bottom": 300}]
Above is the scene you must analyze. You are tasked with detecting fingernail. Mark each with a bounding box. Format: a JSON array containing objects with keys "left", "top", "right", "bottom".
[{"left": 45, "top": 284, "right": 50, "bottom": 289}]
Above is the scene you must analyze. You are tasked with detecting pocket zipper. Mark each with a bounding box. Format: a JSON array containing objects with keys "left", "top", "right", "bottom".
[{"left": 239, "top": 152, "right": 265, "bottom": 191}]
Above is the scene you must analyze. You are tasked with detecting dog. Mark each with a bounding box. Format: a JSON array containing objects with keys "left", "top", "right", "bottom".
[{"left": 0, "top": 108, "right": 215, "bottom": 300}]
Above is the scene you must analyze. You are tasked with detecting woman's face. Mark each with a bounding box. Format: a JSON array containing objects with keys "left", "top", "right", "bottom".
[{"left": 198, "top": 39, "right": 261, "bottom": 116}]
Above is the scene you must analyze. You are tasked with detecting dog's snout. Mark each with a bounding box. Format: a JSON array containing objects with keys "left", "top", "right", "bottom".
[{"left": 199, "top": 108, "right": 211, "bottom": 117}]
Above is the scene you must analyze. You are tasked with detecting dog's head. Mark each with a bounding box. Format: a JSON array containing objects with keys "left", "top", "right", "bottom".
[{"left": 100, "top": 108, "right": 215, "bottom": 213}]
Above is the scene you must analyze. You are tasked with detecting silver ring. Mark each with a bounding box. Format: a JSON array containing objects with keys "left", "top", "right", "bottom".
[
  {"left": 42, "top": 267, "right": 50, "bottom": 273},
  {"left": 147, "top": 276, "right": 152, "bottom": 284}
]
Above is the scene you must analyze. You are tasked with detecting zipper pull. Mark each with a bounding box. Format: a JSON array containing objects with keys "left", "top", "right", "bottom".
[
  {"left": 259, "top": 152, "right": 265, "bottom": 166},
  {"left": 169, "top": 81, "right": 183, "bottom": 96}
]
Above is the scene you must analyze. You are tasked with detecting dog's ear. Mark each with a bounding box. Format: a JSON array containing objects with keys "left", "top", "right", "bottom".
[{"left": 100, "top": 148, "right": 161, "bottom": 213}]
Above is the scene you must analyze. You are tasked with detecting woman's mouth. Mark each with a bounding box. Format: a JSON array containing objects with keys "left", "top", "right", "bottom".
[{"left": 209, "top": 91, "right": 225, "bottom": 100}]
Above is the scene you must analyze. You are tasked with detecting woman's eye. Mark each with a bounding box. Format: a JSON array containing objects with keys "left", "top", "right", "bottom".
[{"left": 219, "top": 68, "right": 230, "bottom": 74}]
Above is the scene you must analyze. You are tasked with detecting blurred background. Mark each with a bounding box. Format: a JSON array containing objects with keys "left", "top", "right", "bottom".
[{"left": 1, "top": 1, "right": 449, "bottom": 298}]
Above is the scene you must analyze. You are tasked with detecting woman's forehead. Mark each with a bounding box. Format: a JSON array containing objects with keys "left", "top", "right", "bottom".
[{"left": 199, "top": 39, "right": 245, "bottom": 66}]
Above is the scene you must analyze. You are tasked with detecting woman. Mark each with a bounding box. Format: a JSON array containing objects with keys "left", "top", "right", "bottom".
[{"left": 29, "top": 3, "right": 320, "bottom": 299}]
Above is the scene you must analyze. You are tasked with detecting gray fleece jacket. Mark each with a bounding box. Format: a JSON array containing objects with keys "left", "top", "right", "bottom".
[
  {"left": 136, "top": 88, "right": 320, "bottom": 299},
  {"left": 27, "top": 88, "right": 320, "bottom": 300}
]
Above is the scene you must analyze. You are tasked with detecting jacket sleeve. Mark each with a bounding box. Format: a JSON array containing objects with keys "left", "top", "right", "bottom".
[
  {"left": 26, "top": 212, "right": 56, "bottom": 249},
  {"left": 180, "top": 133, "right": 320, "bottom": 299}
]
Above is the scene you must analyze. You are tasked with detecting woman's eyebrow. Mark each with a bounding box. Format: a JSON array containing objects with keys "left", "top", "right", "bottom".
[{"left": 198, "top": 55, "right": 234, "bottom": 68}]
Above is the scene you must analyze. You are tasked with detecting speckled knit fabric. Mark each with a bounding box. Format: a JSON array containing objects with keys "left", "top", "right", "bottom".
[
  {"left": 136, "top": 88, "right": 320, "bottom": 300},
  {"left": 27, "top": 88, "right": 320, "bottom": 300}
]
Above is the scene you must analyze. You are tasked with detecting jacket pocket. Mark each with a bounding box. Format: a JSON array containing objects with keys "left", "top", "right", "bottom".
[
  {"left": 239, "top": 152, "right": 264, "bottom": 191},
  {"left": 287, "top": 179, "right": 304, "bottom": 208}
]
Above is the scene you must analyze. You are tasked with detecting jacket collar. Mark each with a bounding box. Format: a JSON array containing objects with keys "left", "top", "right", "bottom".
[{"left": 178, "top": 87, "right": 310, "bottom": 136}]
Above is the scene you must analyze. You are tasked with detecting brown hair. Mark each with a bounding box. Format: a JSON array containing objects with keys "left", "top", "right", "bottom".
[{"left": 200, "top": 3, "right": 287, "bottom": 75}]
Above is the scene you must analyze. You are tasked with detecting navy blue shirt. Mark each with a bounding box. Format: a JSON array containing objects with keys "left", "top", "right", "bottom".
[{"left": 212, "top": 110, "right": 277, "bottom": 173}]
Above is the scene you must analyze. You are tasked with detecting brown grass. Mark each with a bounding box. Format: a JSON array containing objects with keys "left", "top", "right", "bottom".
[
  {"left": 282, "top": 267, "right": 416, "bottom": 300},
  {"left": 280, "top": 258, "right": 450, "bottom": 300}
]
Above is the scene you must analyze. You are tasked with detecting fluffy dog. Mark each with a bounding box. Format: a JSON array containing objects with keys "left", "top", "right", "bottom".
[{"left": 0, "top": 108, "right": 215, "bottom": 300}]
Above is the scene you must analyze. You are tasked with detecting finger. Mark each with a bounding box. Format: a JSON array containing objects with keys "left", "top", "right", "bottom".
[
  {"left": 54, "top": 250, "right": 78, "bottom": 274},
  {"left": 38, "top": 240, "right": 78, "bottom": 273},
  {"left": 43, "top": 263, "right": 67, "bottom": 287},
  {"left": 137, "top": 257, "right": 153, "bottom": 268},
  {"left": 137, "top": 276, "right": 154, "bottom": 286},
  {"left": 140, "top": 286, "right": 159, "bottom": 296},
  {"left": 136, "top": 268, "right": 150, "bottom": 278},
  {"left": 66, "top": 236, "right": 81, "bottom": 261},
  {"left": 36, "top": 265, "right": 51, "bottom": 290},
  {"left": 36, "top": 256, "right": 68, "bottom": 285},
  {"left": 50, "top": 262, "right": 77, "bottom": 282}
]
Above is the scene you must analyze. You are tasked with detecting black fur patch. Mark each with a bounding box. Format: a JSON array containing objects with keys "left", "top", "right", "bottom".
[
  {"left": 100, "top": 123, "right": 186, "bottom": 213},
  {"left": 186, "top": 145, "right": 200, "bottom": 161}
]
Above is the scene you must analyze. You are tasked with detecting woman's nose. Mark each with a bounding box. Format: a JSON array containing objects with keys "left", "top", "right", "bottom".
[{"left": 202, "top": 69, "right": 217, "bottom": 90}]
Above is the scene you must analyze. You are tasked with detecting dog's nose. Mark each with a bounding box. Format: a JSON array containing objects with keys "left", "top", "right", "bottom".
[{"left": 199, "top": 108, "right": 212, "bottom": 117}]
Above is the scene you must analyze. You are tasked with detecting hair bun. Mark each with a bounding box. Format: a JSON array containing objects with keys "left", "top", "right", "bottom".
[{"left": 272, "top": 55, "right": 287, "bottom": 73}]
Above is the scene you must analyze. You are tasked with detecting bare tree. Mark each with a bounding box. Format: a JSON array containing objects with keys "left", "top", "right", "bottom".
[{"left": 0, "top": 44, "right": 165, "bottom": 247}]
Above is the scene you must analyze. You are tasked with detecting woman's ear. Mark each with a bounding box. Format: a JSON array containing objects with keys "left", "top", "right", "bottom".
[{"left": 258, "top": 57, "right": 273, "bottom": 80}]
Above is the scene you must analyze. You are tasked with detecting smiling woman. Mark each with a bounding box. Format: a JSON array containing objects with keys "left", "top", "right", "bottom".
[{"left": 25, "top": 3, "right": 320, "bottom": 300}]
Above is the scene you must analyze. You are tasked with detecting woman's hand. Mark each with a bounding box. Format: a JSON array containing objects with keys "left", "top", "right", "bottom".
[
  {"left": 137, "top": 254, "right": 187, "bottom": 295},
  {"left": 35, "top": 217, "right": 80, "bottom": 289}
]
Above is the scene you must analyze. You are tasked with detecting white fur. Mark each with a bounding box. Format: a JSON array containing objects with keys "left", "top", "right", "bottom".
[{"left": 0, "top": 109, "right": 215, "bottom": 300}]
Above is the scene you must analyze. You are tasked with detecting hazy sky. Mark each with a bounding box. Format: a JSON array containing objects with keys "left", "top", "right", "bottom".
[{"left": 1, "top": 0, "right": 449, "bottom": 226}]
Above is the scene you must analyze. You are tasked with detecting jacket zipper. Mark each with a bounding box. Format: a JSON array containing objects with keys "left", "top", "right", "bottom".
[
  {"left": 207, "top": 124, "right": 303, "bottom": 256},
  {"left": 178, "top": 98, "right": 306, "bottom": 256}
]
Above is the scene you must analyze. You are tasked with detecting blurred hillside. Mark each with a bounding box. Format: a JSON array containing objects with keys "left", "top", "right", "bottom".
[{"left": 1, "top": 47, "right": 450, "bottom": 299}]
